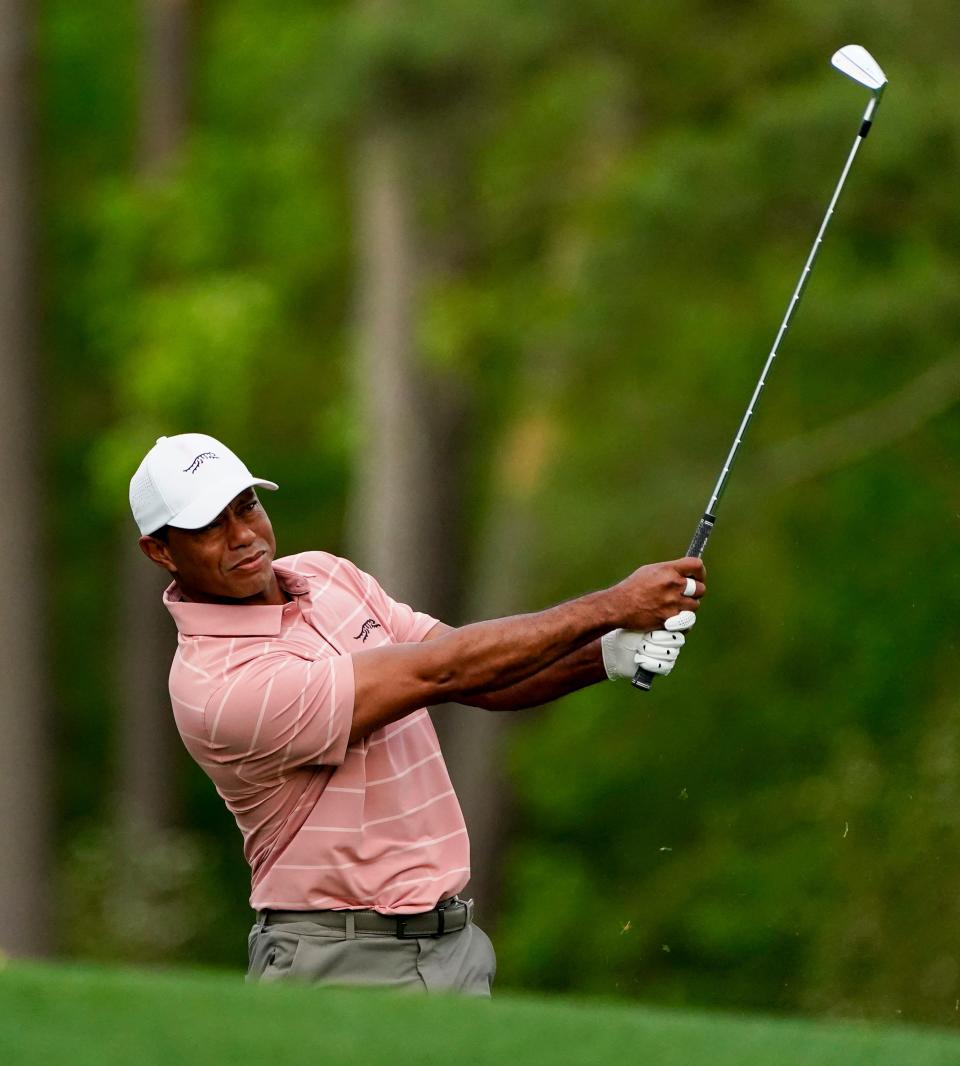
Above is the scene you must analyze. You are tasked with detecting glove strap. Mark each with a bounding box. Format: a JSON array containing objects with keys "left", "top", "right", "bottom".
[{"left": 600, "top": 630, "right": 622, "bottom": 681}]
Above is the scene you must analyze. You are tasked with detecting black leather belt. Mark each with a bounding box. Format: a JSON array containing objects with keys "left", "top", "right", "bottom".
[{"left": 258, "top": 897, "right": 472, "bottom": 939}]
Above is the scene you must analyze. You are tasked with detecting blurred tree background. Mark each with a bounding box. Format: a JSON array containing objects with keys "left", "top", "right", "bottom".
[{"left": 2, "top": 0, "right": 957, "bottom": 1028}]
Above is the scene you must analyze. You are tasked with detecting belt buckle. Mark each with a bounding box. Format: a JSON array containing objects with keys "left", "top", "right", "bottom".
[{"left": 395, "top": 907, "right": 446, "bottom": 940}]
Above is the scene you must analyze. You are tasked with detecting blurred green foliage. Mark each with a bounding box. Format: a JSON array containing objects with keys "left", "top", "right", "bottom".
[{"left": 40, "top": 0, "right": 960, "bottom": 1025}]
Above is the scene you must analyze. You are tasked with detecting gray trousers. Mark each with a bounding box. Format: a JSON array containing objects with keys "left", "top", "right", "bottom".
[{"left": 246, "top": 915, "right": 496, "bottom": 997}]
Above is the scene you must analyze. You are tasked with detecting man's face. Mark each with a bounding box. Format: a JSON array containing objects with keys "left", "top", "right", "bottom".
[{"left": 139, "top": 487, "right": 281, "bottom": 604}]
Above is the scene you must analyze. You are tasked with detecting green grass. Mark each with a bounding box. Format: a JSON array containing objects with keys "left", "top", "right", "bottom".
[{"left": 2, "top": 962, "right": 960, "bottom": 1066}]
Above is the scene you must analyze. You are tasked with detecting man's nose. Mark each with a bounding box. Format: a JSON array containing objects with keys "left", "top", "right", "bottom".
[{"left": 226, "top": 514, "right": 256, "bottom": 546}]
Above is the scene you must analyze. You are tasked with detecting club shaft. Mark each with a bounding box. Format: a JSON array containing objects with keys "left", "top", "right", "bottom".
[
  {"left": 704, "top": 95, "right": 878, "bottom": 518},
  {"left": 633, "top": 86, "right": 883, "bottom": 692}
]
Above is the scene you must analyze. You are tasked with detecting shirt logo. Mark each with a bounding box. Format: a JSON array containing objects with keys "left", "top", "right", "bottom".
[
  {"left": 354, "top": 619, "right": 382, "bottom": 642},
  {"left": 183, "top": 451, "right": 219, "bottom": 474}
]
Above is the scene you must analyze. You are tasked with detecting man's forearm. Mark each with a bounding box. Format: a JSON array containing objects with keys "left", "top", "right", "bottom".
[
  {"left": 351, "top": 593, "right": 618, "bottom": 743},
  {"left": 460, "top": 638, "right": 606, "bottom": 711},
  {"left": 427, "top": 592, "right": 616, "bottom": 703}
]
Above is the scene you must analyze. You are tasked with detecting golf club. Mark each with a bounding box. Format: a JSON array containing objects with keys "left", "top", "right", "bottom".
[{"left": 633, "top": 44, "right": 888, "bottom": 691}]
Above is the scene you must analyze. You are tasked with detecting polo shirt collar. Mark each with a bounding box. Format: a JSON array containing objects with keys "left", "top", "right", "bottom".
[{"left": 163, "top": 563, "right": 310, "bottom": 637}]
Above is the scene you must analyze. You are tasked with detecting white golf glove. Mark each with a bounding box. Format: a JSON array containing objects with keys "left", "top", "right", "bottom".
[{"left": 600, "top": 611, "right": 697, "bottom": 680}]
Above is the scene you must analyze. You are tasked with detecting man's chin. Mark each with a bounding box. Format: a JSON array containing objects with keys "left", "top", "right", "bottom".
[{"left": 224, "top": 556, "right": 276, "bottom": 599}]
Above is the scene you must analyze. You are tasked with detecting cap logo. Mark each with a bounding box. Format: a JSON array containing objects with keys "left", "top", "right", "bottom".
[{"left": 183, "top": 451, "right": 219, "bottom": 474}]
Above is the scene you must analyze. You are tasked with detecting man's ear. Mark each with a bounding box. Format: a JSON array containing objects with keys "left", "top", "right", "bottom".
[{"left": 139, "top": 535, "right": 177, "bottom": 574}]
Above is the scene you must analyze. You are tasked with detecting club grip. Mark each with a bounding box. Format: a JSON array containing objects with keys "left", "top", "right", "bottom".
[
  {"left": 631, "top": 665, "right": 656, "bottom": 690},
  {"left": 686, "top": 513, "right": 716, "bottom": 559},
  {"left": 632, "top": 512, "right": 716, "bottom": 692}
]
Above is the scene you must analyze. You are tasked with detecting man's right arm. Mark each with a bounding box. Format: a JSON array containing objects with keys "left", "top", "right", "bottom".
[{"left": 349, "top": 556, "right": 705, "bottom": 743}]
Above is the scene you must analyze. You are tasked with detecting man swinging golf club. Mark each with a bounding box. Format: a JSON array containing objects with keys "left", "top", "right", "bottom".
[{"left": 131, "top": 432, "right": 704, "bottom": 996}]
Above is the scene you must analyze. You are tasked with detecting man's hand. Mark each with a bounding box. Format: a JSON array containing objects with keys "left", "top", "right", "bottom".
[
  {"left": 600, "top": 611, "right": 697, "bottom": 680},
  {"left": 610, "top": 557, "right": 706, "bottom": 632}
]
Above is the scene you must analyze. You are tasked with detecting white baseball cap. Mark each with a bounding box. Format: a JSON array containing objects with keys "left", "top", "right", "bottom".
[{"left": 129, "top": 433, "right": 279, "bottom": 536}]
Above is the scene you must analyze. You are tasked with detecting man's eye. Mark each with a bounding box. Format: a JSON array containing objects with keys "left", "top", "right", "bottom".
[{"left": 245, "top": 500, "right": 258, "bottom": 511}]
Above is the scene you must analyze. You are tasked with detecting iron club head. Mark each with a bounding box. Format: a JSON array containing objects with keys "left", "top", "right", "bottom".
[{"left": 831, "top": 45, "right": 887, "bottom": 94}]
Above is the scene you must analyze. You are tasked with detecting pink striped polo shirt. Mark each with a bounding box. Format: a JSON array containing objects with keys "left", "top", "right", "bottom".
[{"left": 163, "top": 551, "right": 470, "bottom": 914}]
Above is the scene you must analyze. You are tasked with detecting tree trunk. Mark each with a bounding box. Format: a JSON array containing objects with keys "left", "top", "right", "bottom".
[
  {"left": 347, "top": 118, "right": 469, "bottom": 621},
  {"left": 0, "top": 0, "right": 52, "bottom": 957},
  {"left": 139, "top": 0, "right": 191, "bottom": 175},
  {"left": 438, "top": 365, "right": 565, "bottom": 927},
  {"left": 348, "top": 113, "right": 483, "bottom": 908},
  {"left": 116, "top": 537, "right": 180, "bottom": 831},
  {"left": 440, "top": 98, "right": 632, "bottom": 928},
  {"left": 115, "top": 0, "right": 192, "bottom": 840},
  {"left": 347, "top": 33, "right": 628, "bottom": 931},
  {"left": 347, "top": 110, "right": 547, "bottom": 928}
]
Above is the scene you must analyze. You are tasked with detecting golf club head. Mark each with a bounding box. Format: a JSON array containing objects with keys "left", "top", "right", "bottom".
[{"left": 831, "top": 45, "right": 887, "bottom": 93}]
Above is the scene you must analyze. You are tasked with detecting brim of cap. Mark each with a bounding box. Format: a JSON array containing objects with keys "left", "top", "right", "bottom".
[{"left": 166, "top": 475, "right": 279, "bottom": 531}]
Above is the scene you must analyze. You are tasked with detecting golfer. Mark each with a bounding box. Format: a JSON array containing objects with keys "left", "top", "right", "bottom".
[{"left": 130, "top": 432, "right": 705, "bottom": 996}]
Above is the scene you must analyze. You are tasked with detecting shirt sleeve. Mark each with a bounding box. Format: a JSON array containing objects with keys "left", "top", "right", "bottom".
[
  {"left": 203, "top": 652, "right": 355, "bottom": 782},
  {"left": 340, "top": 558, "right": 440, "bottom": 644}
]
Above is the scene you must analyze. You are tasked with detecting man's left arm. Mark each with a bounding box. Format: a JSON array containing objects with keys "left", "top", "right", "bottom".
[
  {"left": 422, "top": 622, "right": 605, "bottom": 711},
  {"left": 422, "top": 613, "right": 697, "bottom": 710}
]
